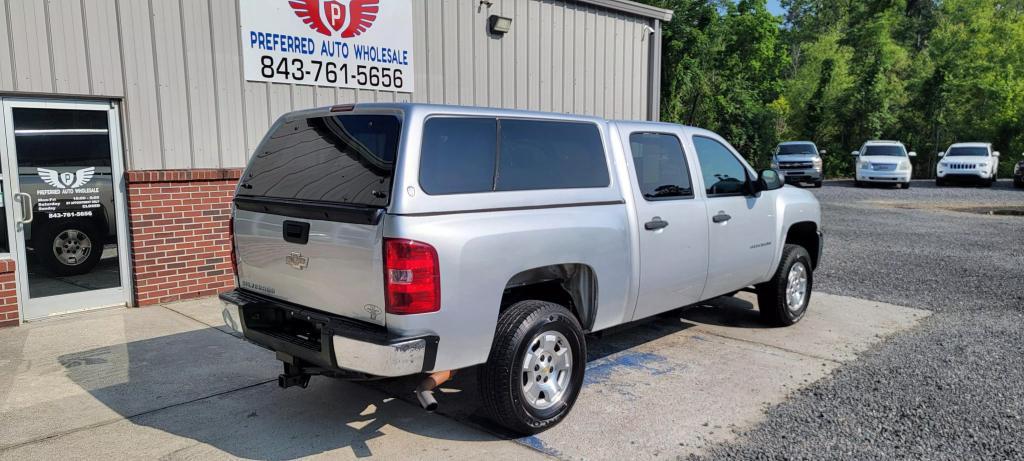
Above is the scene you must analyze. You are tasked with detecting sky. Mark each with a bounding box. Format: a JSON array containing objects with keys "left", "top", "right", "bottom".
[{"left": 766, "top": 0, "right": 785, "bottom": 17}]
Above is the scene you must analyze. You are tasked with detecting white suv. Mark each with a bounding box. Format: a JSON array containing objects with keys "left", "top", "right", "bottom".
[
  {"left": 936, "top": 143, "right": 1000, "bottom": 187},
  {"left": 852, "top": 141, "right": 916, "bottom": 189}
]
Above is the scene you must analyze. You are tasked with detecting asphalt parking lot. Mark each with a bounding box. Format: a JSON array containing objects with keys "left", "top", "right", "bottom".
[
  {"left": 0, "top": 179, "right": 1020, "bottom": 460},
  {"left": 704, "top": 179, "right": 1024, "bottom": 460}
]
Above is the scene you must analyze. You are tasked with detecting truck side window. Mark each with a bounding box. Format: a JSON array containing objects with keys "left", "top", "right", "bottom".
[
  {"left": 628, "top": 132, "right": 693, "bottom": 200},
  {"left": 419, "top": 117, "right": 498, "bottom": 195},
  {"left": 693, "top": 136, "right": 748, "bottom": 197},
  {"left": 496, "top": 119, "right": 609, "bottom": 191}
]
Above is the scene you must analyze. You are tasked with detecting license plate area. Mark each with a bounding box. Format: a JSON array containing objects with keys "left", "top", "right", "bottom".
[{"left": 242, "top": 304, "right": 324, "bottom": 352}]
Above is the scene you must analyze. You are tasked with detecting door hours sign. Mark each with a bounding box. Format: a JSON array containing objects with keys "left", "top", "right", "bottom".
[{"left": 240, "top": 0, "right": 415, "bottom": 92}]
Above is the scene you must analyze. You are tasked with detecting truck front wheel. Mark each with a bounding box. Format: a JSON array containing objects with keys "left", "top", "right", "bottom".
[
  {"left": 479, "top": 300, "right": 586, "bottom": 435},
  {"left": 756, "top": 244, "right": 813, "bottom": 327}
]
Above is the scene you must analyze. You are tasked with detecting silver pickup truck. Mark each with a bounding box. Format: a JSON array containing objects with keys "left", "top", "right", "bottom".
[{"left": 220, "top": 103, "right": 823, "bottom": 434}]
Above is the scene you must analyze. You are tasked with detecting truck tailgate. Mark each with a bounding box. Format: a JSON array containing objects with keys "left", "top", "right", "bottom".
[{"left": 233, "top": 207, "right": 387, "bottom": 326}]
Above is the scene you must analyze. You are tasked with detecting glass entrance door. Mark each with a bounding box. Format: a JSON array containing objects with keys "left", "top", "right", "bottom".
[{"left": 0, "top": 99, "right": 131, "bottom": 319}]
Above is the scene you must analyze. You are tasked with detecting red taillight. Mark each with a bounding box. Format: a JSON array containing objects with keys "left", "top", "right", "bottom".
[{"left": 383, "top": 239, "right": 440, "bottom": 315}]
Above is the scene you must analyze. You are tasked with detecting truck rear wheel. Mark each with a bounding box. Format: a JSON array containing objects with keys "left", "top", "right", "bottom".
[
  {"left": 479, "top": 300, "right": 586, "bottom": 435},
  {"left": 756, "top": 244, "right": 813, "bottom": 327}
]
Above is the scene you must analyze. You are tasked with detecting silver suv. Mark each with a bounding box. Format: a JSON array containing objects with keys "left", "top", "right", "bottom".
[{"left": 221, "top": 104, "right": 824, "bottom": 434}]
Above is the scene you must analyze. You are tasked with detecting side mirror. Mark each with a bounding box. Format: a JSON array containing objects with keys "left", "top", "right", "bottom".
[
  {"left": 993, "top": 151, "right": 1000, "bottom": 157},
  {"left": 819, "top": 149, "right": 828, "bottom": 155},
  {"left": 755, "top": 168, "right": 784, "bottom": 192},
  {"left": 850, "top": 150, "right": 859, "bottom": 156},
  {"left": 937, "top": 152, "right": 945, "bottom": 158},
  {"left": 908, "top": 151, "right": 917, "bottom": 157}
]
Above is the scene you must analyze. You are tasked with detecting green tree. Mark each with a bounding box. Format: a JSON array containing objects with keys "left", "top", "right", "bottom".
[
  {"left": 642, "top": 0, "right": 788, "bottom": 166},
  {"left": 640, "top": 0, "right": 1024, "bottom": 178}
]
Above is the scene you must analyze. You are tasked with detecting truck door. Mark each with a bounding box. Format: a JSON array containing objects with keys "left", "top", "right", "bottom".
[
  {"left": 623, "top": 130, "right": 710, "bottom": 321},
  {"left": 689, "top": 134, "right": 777, "bottom": 298}
]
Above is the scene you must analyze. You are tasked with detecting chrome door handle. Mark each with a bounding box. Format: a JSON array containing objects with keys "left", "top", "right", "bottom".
[
  {"left": 644, "top": 218, "right": 669, "bottom": 231},
  {"left": 14, "top": 192, "right": 33, "bottom": 224},
  {"left": 712, "top": 213, "right": 731, "bottom": 223}
]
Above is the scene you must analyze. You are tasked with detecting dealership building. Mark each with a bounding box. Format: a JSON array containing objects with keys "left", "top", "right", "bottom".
[{"left": 0, "top": 0, "right": 671, "bottom": 327}]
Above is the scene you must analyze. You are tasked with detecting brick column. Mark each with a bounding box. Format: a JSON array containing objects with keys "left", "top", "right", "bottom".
[
  {"left": 0, "top": 260, "right": 17, "bottom": 327},
  {"left": 126, "top": 169, "right": 241, "bottom": 306}
]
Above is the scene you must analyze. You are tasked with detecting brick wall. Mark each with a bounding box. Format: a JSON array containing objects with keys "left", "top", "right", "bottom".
[
  {"left": 0, "top": 260, "right": 17, "bottom": 327},
  {"left": 126, "top": 169, "right": 241, "bottom": 306}
]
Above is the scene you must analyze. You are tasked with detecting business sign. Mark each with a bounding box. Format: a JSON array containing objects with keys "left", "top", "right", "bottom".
[{"left": 240, "top": 0, "right": 415, "bottom": 92}]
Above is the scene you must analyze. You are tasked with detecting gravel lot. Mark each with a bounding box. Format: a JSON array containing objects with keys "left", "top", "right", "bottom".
[{"left": 702, "top": 180, "right": 1024, "bottom": 460}]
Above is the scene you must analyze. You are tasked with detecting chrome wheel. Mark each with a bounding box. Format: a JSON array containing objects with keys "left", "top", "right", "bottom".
[
  {"left": 53, "top": 229, "right": 93, "bottom": 266},
  {"left": 521, "top": 330, "right": 573, "bottom": 411},
  {"left": 786, "top": 261, "right": 808, "bottom": 312}
]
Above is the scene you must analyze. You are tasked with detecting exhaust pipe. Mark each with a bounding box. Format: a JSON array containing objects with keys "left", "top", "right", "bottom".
[{"left": 415, "top": 370, "right": 454, "bottom": 412}]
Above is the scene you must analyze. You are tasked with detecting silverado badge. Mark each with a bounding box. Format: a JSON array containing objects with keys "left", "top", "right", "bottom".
[{"left": 286, "top": 252, "right": 309, "bottom": 270}]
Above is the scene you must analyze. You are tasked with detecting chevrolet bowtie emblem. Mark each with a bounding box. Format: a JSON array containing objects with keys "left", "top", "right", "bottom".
[{"left": 285, "top": 252, "right": 309, "bottom": 270}]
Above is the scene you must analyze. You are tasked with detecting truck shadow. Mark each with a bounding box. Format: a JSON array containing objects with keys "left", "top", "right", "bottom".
[
  {"left": 49, "top": 295, "right": 765, "bottom": 458},
  {"left": 679, "top": 294, "right": 775, "bottom": 329},
  {"left": 52, "top": 327, "right": 496, "bottom": 460}
]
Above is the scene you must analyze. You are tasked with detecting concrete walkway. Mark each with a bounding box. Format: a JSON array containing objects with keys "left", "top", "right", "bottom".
[{"left": 0, "top": 292, "right": 928, "bottom": 460}]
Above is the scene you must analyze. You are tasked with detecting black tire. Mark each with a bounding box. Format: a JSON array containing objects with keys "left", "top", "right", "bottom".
[
  {"left": 813, "top": 181, "right": 823, "bottom": 188},
  {"left": 35, "top": 220, "right": 103, "bottom": 276},
  {"left": 756, "top": 244, "right": 813, "bottom": 327},
  {"left": 900, "top": 182, "right": 911, "bottom": 189},
  {"left": 854, "top": 180, "right": 863, "bottom": 188},
  {"left": 936, "top": 178, "right": 945, "bottom": 187},
  {"left": 479, "top": 300, "right": 586, "bottom": 435},
  {"left": 1015, "top": 178, "right": 1024, "bottom": 189}
]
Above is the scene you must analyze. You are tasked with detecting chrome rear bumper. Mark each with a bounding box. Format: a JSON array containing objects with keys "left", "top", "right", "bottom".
[{"left": 220, "top": 290, "right": 438, "bottom": 378}]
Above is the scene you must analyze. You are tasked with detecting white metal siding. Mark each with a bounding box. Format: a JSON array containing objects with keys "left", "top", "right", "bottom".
[{"left": 0, "top": 0, "right": 658, "bottom": 170}]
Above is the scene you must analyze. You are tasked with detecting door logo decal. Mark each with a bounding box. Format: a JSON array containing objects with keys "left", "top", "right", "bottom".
[
  {"left": 288, "top": 0, "right": 379, "bottom": 38},
  {"left": 37, "top": 167, "right": 95, "bottom": 189}
]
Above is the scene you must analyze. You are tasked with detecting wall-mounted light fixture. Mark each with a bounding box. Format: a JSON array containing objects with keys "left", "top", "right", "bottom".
[{"left": 489, "top": 15, "right": 512, "bottom": 35}]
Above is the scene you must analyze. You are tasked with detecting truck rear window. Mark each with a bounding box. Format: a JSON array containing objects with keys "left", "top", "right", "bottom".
[{"left": 240, "top": 114, "right": 401, "bottom": 207}]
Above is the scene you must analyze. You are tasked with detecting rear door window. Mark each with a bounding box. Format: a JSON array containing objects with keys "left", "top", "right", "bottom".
[
  {"left": 496, "top": 119, "right": 609, "bottom": 191},
  {"left": 240, "top": 114, "right": 401, "bottom": 207},
  {"left": 629, "top": 132, "right": 694, "bottom": 200}
]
